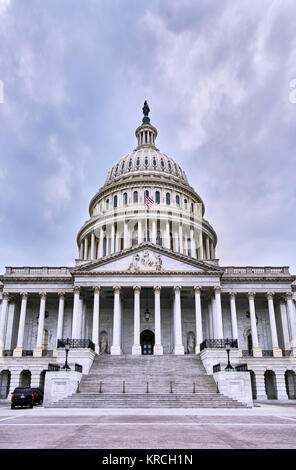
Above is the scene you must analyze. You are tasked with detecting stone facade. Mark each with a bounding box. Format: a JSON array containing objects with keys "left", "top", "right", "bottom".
[{"left": 0, "top": 104, "right": 296, "bottom": 404}]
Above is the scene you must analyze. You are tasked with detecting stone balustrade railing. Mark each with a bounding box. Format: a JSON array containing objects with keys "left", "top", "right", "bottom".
[
  {"left": 223, "top": 266, "right": 290, "bottom": 275},
  {"left": 5, "top": 267, "right": 72, "bottom": 276}
]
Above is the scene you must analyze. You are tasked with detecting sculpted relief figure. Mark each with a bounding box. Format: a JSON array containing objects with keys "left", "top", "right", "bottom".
[
  {"left": 141, "top": 250, "right": 154, "bottom": 268},
  {"left": 127, "top": 251, "right": 163, "bottom": 272},
  {"left": 128, "top": 254, "right": 140, "bottom": 272},
  {"left": 99, "top": 331, "right": 108, "bottom": 354},
  {"left": 187, "top": 331, "right": 195, "bottom": 354}
]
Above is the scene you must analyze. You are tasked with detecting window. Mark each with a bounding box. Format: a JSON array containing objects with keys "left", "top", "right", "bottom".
[
  {"left": 114, "top": 195, "right": 118, "bottom": 208},
  {"left": 144, "top": 190, "right": 149, "bottom": 201},
  {"left": 161, "top": 159, "right": 165, "bottom": 168},
  {"left": 184, "top": 199, "right": 187, "bottom": 209},
  {"left": 106, "top": 199, "right": 110, "bottom": 210},
  {"left": 136, "top": 158, "right": 140, "bottom": 167},
  {"left": 155, "top": 191, "right": 160, "bottom": 204},
  {"left": 133, "top": 191, "right": 138, "bottom": 203},
  {"left": 121, "top": 161, "right": 125, "bottom": 171},
  {"left": 128, "top": 159, "right": 133, "bottom": 168},
  {"left": 153, "top": 158, "right": 157, "bottom": 167},
  {"left": 145, "top": 157, "right": 149, "bottom": 166},
  {"left": 123, "top": 193, "right": 128, "bottom": 206},
  {"left": 166, "top": 193, "right": 170, "bottom": 205},
  {"left": 176, "top": 195, "right": 180, "bottom": 206}
]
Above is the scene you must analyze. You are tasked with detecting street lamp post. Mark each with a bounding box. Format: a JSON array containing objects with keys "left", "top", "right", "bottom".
[
  {"left": 225, "top": 338, "right": 233, "bottom": 371},
  {"left": 62, "top": 338, "right": 71, "bottom": 370}
]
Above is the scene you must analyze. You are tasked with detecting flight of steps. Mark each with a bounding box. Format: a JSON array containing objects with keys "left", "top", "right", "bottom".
[{"left": 46, "top": 355, "right": 247, "bottom": 408}]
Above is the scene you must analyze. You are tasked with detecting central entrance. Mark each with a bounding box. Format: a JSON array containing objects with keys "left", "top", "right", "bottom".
[{"left": 140, "top": 330, "right": 155, "bottom": 355}]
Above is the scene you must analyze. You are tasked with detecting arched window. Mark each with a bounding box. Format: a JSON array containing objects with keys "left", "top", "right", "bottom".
[
  {"left": 121, "top": 161, "right": 125, "bottom": 171},
  {"left": 176, "top": 195, "right": 180, "bottom": 206},
  {"left": 136, "top": 158, "right": 140, "bottom": 167},
  {"left": 184, "top": 199, "right": 187, "bottom": 209},
  {"left": 128, "top": 159, "right": 133, "bottom": 169},
  {"left": 265, "top": 370, "right": 278, "bottom": 400},
  {"left": 166, "top": 193, "right": 171, "bottom": 205},
  {"left": 144, "top": 157, "right": 149, "bottom": 166},
  {"left": 153, "top": 158, "right": 157, "bottom": 167},
  {"left": 106, "top": 199, "right": 110, "bottom": 210},
  {"left": 161, "top": 159, "right": 165, "bottom": 169},
  {"left": 155, "top": 191, "right": 160, "bottom": 204},
  {"left": 19, "top": 370, "right": 31, "bottom": 388},
  {"left": 285, "top": 371, "right": 296, "bottom": 399},
  {"left": 123, "top": 193, "right": 128, "bottom": 206},
  {"left": 114, "top": 195, "right": 118, "bottom": 208},
  {"left": 144, "top": 190, "right": 149, "bottom": 201},
  {"left": 133, "top": 191, "right": 138, "bottom": 203}
]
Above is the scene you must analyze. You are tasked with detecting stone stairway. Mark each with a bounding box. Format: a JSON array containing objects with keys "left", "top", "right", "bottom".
[{"left": 46, "top": 355, "right": 247, "bottom": 408}]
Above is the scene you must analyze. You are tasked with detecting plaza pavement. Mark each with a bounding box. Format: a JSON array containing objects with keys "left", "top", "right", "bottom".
[{"left": 0, "top": 401, "right": 296, "bottom": 449}]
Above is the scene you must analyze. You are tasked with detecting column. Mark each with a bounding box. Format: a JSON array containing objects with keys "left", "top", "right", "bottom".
[
  {"left": 248, "top": 292, "right": 262, "bottom": 357},
  {"left": 286, "top": 293, "right": 296, "bottom": 355},
  {"left": 279, "top": 297, "right": 290, "bottom": 351},
  {"left": 199, "top": 231, "right": 204, "bottom": 259},
  {"left": 194, "top": 286, "right": 203, "bottom": 353},
  {"left": 34, "top": 292, "right": 47, "bottom": 356},
  {"left": 115, "top": 228, "right": 121, "bottom": 252},
  {"left": 229, "top": 291, "right": 239, "bottom": 344},
  {"left": 0, "top": 292, "right": 9, "bottom": 354},
  {"left": 138, "top": 220, "right": 143, "bottom": 244},
  {"left": 90, "top": 232, "right": 96, "bottom": 260},
  {"left": 56, "top": 292, "right": 65, "bottom": 347},
  {"left": 206, "top": 237, "right": 210, "bottom": 259},
  {"left": 132, "top": 286, "right": 141, "bottom": 355},
  {"left": 84, "top": 236, "right": 88, "bottom": 260},
  {"left": 210, "top": 241, "right": 215, "bottom": 260},
  {"left": 123, "top": 221, "right": 129, "bottom": 249},
  {"left": 173, "top": 286, "right": 184, "bottom": 355},
  {"left": 214, "top": 287, "right": 224, "bottom": 339},
  {"left": 111, "top": 286, "right": 122, "bottom": 355},
  {"left": 164, "top": 222, "right": 170, "bottom": 249},
  {"left": 14, "top": 292, "right": 28, "bottom": 356},
  {"left": 98, "top": 228, "right": 104, "bottom": 258},
  {"left": 190, "top": 228, "right": 196, "bottom": 258},
  {"left": 79, "top": 241, "right": 84, "bottom": 259},
  {"left": 151, "top": 219, "right": 157, "bottom": 244},
  {"left": 79, "top": 295, "right": 85, "bottom": 339},
  {"left": 154, "top": 285, "right": 163, "bottom": 355},
  {"left": 110, "top": 224, "right": 115, "bottom": 254},
  {"left": 5, "top": 298, "right": 16, "bottom": 350},
  {"left": 92, "top": 286, "right": 100, "bottom": 354},
  {"left": 178, "top": 224, "right": 183, "bottom": 253},
  {"left": 275, "top": 370, "right": 289, "bottom": 400},
  {"left": 266, "top": 292, "right": 282, "bottom": 357},
  {"left": 208, "top": 300, "right": 214, "bottom": 339},
  {"left": 71, "top": 286, "right": 80, "bottom": 339}
]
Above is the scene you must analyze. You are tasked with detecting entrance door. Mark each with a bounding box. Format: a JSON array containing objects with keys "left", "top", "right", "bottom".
[{"left": 140, "top": 330, "right": 155, "bottom": 355}]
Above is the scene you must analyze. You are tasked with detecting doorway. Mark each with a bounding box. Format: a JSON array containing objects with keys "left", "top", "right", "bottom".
[{"left": 140, "top": 330, "right": 155, "bottom": 355}]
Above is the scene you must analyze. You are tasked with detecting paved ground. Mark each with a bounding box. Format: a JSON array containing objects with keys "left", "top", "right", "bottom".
[{"left": 0, "top": 401, "right": 296, "bottom": 449}]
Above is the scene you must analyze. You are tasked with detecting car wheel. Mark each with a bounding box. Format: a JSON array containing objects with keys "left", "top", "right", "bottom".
[{"left": 11, "top": 405, "right": 15, "bottom": 409}]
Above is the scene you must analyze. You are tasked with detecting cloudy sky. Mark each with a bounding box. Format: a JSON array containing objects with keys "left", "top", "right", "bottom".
[{"left": 0, "top": 0, "right": 295, "bottom": 273}]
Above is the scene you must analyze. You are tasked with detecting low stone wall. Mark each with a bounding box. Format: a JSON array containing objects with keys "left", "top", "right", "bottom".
[
  {"left": 44, "top": 370, "right": 82, "bottom": 405},
  {"left": 213, "top": 371, "right": 253, "bottom": 407},
  {"left": 200, "top": 348, "right": 241, "bottom": 374}
]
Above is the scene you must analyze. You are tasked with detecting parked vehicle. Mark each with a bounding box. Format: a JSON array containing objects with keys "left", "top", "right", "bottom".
[
  {"left": 11, "top": 387, "right": 34, "bottom": 409},
  {"left": 32, "top": 388, "right": 43, "bottom": 405}
]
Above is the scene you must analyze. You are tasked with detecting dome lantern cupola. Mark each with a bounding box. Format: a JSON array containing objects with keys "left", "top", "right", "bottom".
[{"left": 135, "top": 101, "right": 158, "bottom": 149}]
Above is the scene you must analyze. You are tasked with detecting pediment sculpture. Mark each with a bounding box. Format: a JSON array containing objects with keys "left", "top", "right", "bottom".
[{"left": 128, "top": 250, "right": 163, "bottom": 272}]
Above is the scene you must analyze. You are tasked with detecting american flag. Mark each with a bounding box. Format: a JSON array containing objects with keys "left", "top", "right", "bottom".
[{"left": 145, "top": 194, "right": 154, "bottom": 211}]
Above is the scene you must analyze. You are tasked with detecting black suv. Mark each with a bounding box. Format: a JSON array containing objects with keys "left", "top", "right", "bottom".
[
  {"left": 11, "top": 387, "right": 34, "bottom": 409},
  {"left": 32, "top": 388, "right": 43, "bottom": 405}
]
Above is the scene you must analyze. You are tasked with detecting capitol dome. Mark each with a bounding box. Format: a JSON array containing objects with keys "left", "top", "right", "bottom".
[{"left": 76, "top": 102, "right": 217, "bottom": 263}]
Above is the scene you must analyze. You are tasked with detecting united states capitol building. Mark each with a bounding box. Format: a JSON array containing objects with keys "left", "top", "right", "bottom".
[{"left": 0, "top": 102, "right": 296, "bottom": 407}]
